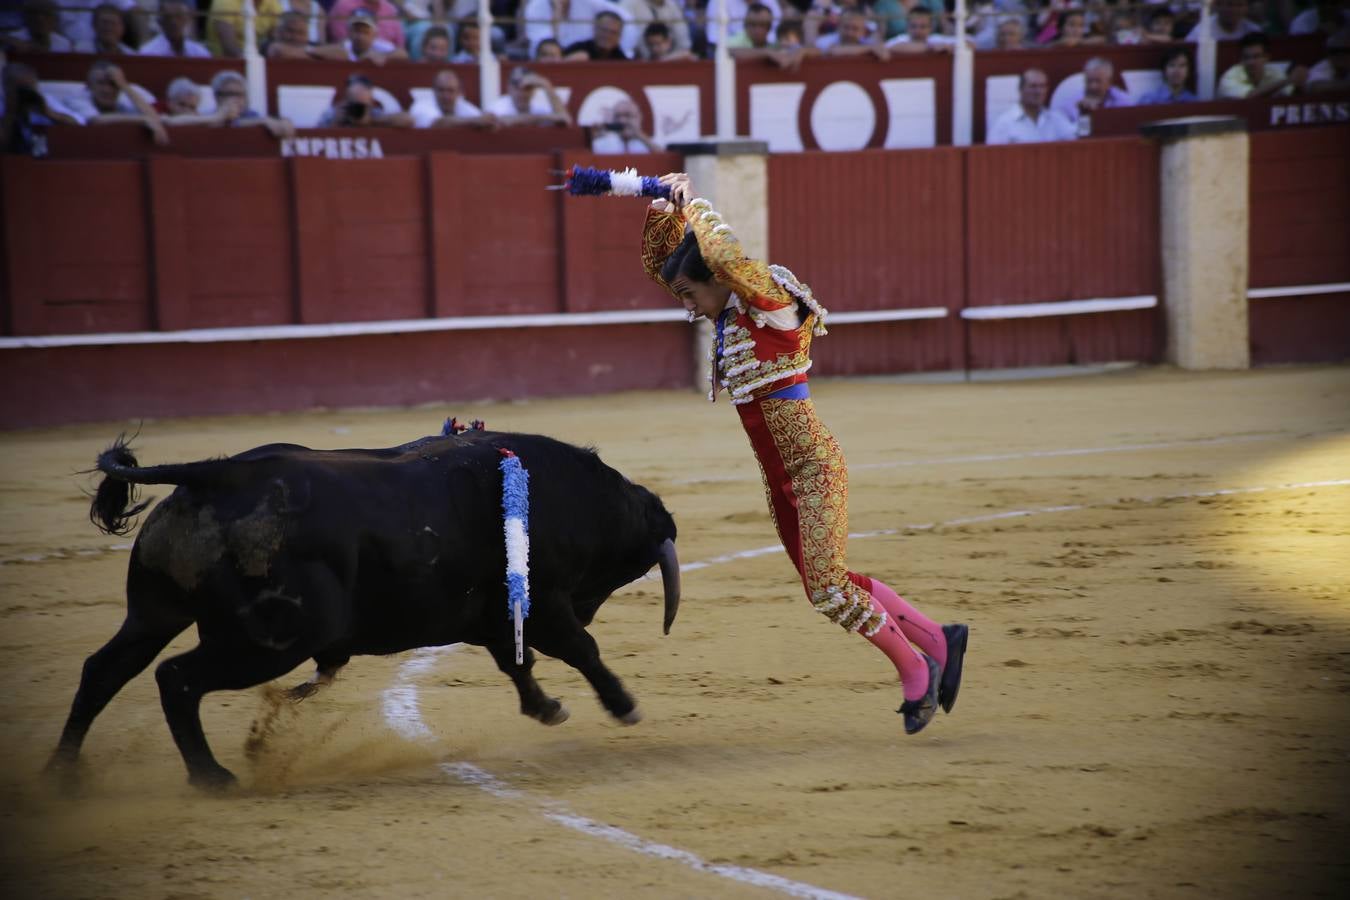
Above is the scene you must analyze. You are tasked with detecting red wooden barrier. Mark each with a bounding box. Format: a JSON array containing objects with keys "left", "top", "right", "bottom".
[
  {"left": 1090, "top": 94, "right": 1350, "bottom": 139},
  {"left": 1247, "top": 127, "right": 1350, "bottom": 365},
  {"left": 2, "top": 159, "right": 153, "bottom": 335},
  {"left": 427, "top": 152, "right": 564, "bottom": 316},
  {"left": 42, "top": 122, "right": 590, "bottom": 160},
  {"left": 963, "top": 136, "right": 1161, "bottom": 368},
  {"left": 768, "top": 148, "right": 966, "bottom": 372},
  {"left": 149, "top": 157, "right": 295, "bottom": 330}
]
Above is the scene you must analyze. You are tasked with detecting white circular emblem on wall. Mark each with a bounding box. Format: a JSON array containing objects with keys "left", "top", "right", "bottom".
[
  {"left": 576, "top": 86, "right": 636, "bottom": 127},
  {"left": 810, "top": 81, "right": 875, "bottom": 151}
]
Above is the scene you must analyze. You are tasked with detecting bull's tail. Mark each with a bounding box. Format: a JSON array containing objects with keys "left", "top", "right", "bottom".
[{"left": 88, "top": 435, "right": 229, "bottom": 535}]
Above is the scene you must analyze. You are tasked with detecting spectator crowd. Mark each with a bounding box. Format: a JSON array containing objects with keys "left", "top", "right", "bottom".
[{"left": 2, "top": 0, "right": 1348, "bottom": 154}]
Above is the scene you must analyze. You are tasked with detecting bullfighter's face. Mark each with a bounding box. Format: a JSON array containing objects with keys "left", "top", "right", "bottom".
[{"left": 671, "top": 276, "right": 731, "bottom": 321}]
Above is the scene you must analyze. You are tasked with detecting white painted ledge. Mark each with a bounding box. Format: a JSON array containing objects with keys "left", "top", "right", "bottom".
[
  {"left": 828, "top": 307, "right": 948, "bottom": 323},
  {"left": 961, "top": 296, "right": 1158, "bottom": 320},
  {"left": 1248, "top": 282, "right": 1350, "bottom": 299}
]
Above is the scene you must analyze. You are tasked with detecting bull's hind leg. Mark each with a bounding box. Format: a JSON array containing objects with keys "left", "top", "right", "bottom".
[
  {"left": 485, "top": 641, "right": 569, "bottom": 726},
  {"left": 46, "top": 613, "right": 192, "bottom": 787},
  {"left": 527, "top": 605, "right": 639, "bottom": 725},
  {"left": 155, "top": 644, "right": 312, "bottom": 790}
]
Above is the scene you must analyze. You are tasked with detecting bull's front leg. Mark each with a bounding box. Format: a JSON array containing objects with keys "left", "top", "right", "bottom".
[
  {"left": 527, "top": 607, "right": 640, "bottom": 725},
  {"left": 485, "top": 642, "right": 569, "bottom": 726}
]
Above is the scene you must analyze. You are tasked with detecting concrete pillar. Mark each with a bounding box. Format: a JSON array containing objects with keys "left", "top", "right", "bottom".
[
  {"left": 667, "top": 139, "right": 770, "bottom": 392},
  {"left": 1141, "top": 116, "right": 1251, "bottom": 370}
]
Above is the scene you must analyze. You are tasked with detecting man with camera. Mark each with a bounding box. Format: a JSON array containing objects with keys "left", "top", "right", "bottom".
[
  {"left": 318, "top": 74, "right": 414, "bottom": 127},
  {"left": 589, "top": 97, "right": 658, "bottom": 153}
]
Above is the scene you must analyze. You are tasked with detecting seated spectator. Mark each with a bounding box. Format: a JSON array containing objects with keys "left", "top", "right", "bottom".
[
  {"left": 621, "top": 0, "right": 691, "bottom": 59},
  {"left": 971, "top": 1, "right": 1028, "bottom": 49},
  {"left": 1107, "top": 9, "right": 1143, "bottom": 45},
  {"left": 1290, "top": 0, "right": 1350, "bottom": 37},
  {"left": 871, "top": 0, "right": 941, "bottom": 42},
  {"left": 1186, "top": 0, "right": 1262, "bottom": 41},
  {"left": 996, "top": 15, "right": 1027, "bottom": 49},
  {"left": 328, "top": 0, "right": 406, "bottom": 49},
  {"left": 987, "top": 67, "right": 1076, "bottom": 144},
  {"left": 535, "top": 36, "right": 565, "bottom": 59},
  {"left": 524, "top": 0, "right": 629, "bottom": 57},
  {"left": 3, "top": 62, "right": 81, "bottom": 156},
  {"left": 1, "top": 0, "right": 76, "bottom": 53},
  {"left": 1307, "top": 33, "right": 1350, "bottom": 92},
  {"left": 729, "top": 5, "right": 809, "bottom": 68},
  {"left": 885, "top": 7, "right": 961, "bottom": 52},
  {"left": 565, "top": 10, "right": 629, "bottom": 59},
  {"left": 313, "top": 8, "right": 409, "bottom": 63},
  {"left": 162, "top": 70, "right": 295, "bottom": 136},
  {"left": 140, "top": 0, "right": 211, "bottom": 57},
  {"left": 1054, "top": 10, "right": 1101, "bottom": 47},
  {"left": 707, "top": 0, "right": 783, "bottom": 46},
  {"left": 410, "top": 69, "right": 498, "bottom": 127},
  {"left": 820, "top": 9, "right": 888, "bottom": 58},
  {"left": 452, "top": 17, "right": 481, "bottom": 61},
  {"left": 1053, "top": 57, "right": 1131, "bottom": 124},
  {"left": 54, "top": 0, "right": 140, "bottom": 50},
  {"left": 643, "top": 21, "right": 696, "bottom": 59},
  {"left": 727, "top": 3, "right": 776, "bottom": 49},
  {"left": 63, "top": 60, "right": 169, "bottom": 143},
  {"left": 1136, "top": 48, "right": 1199, "bottom": 104},
  {"left": 269, "top": 11, "right": 317, "bottom": 58},
  {"left": 165, "top": 76, "right": 204, "bottom": 114},
  {"left": 279, "top": 0, "right": 328, "bottom": 46},
  {"left": 488, "top": 66, "right": 572, "bottom": 125},
  {"left": 318, "top": 74, "right": 414, "bottom": 127},
  {"left": 1142, "top": 7, "right": 1176, "bottom": 43},
  {"left": 777, "top": 18, "right": 806, "bottom": 49},
  {"left": 1218, "top": 31, "right": 1308, "bottom": 96},
  {"left": 208, "top": 0, "right": 283, "bottom": 57},
  {"left": 76, "top": 3, "right": 138, "bottom": 53},
  {"left": 420, "top": 25, "right": 453, "bottom": 62},
  {"left": 590, "top": 97, "right": 658, "bottom": 151}
]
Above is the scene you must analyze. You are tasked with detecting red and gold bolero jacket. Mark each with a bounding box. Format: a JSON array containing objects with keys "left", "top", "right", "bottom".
[{"left": 641, "top": 198, "right": 829, "bottom": 404}]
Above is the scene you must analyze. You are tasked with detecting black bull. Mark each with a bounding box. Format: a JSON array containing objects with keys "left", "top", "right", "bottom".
[{"left": 48, "top": 431, "right": 681, "bottom": 790}]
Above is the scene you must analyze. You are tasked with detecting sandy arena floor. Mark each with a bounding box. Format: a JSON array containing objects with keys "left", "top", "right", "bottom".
[{"left": 1, "top": 365, "right": 1348, "bottom": 900}]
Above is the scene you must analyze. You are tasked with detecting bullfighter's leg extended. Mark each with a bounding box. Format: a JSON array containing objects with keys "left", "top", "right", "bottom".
[
  {"left": 485, "top": 641, "right": 569, "bottom": 726},
  {"left": 46, "top": 565, "right": 193, "bottom": 788},
  {"left": 527, "top": 597, "right": 639, "bottom": 725}
]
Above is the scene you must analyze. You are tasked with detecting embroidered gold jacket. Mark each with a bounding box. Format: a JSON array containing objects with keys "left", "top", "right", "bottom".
[{"left": 641, "top": 199, "right": 829, "bottom": 404}]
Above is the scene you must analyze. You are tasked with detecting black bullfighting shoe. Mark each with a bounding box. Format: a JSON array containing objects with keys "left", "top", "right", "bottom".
[
  {"left": 940, "top": 623, "right": 969, "bottom": 714},
  {"left": 898, "top": 654, "right": 941, "bottom": 735}
]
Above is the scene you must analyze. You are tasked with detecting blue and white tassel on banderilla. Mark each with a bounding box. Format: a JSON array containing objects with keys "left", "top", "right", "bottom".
[
  {"left": 551, "top": 164, "right": 672, "bottom": 199},
  {"left": 499, "top": 449, "right": 531, "bottom": 664}
]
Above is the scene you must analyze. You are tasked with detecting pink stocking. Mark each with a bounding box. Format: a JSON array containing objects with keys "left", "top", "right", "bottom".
[
  {"left": 868, "top": 578, "right": 947, "bottom": 669},
  {"left": 863, "top": 600, "right": 931, "bottom": 701}
]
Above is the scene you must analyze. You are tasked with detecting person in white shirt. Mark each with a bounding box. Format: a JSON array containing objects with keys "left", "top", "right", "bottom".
[
  {"left": 62, "top": 60, "right": 170, "bottom": 143},
  {"left": 1185, "top": 0, "right": 1262, "bottom": 41},
  {"left": 75, "top": 3, "right": 139, "bottom": 53},
  {"left": 522, "top": 0, "right": 629, "bottom": 56},
  {"left": 987, "top": 67, "right": 1077, "bottom": 145},
  {"left": 55, "top": 0, "right": 139, "bottom": 48},
  {"left": 1051, "top": 57, "right": 1132, "bottom": 125},
  {"left": 488, "top": 67, "right": 573, "bottom": 126},
  {"left": 139, "top": 0, "right": 212, "bottom": 57},
  {"left": 884, "top": 7, "right": 959, "bottom": 52},
  {"left": 1, "top": 0, "right": 76, "bottom": 53},
  {"left": 410, "top": 70, "right": 499, "bottom": 129},
  {"left": 620, "top": 0, "right": 690, "bottom": 58},
  {"left": 311, "top": 8, "right": 408, "bottom": 62},
  {"left": 1217, "top": 31, "right": 1308, "bottom": 97},
  {"left": 1289, "top": 0, "right": 1349, "bottom": 37},
  {"left": 590, "top": 97, "right": 659, "bottom": 152}
]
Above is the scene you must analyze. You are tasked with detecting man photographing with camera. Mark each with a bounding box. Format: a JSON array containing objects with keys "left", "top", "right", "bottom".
[
  {"left": 590, "top": 98, "right": 659, "bottom": 153},
  {"left": 318, "top": 74, "right": 413, "bottom": 128}
]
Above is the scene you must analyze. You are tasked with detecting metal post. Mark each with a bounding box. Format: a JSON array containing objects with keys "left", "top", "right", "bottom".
[
  {"left": 242, "top": 0, "right": 268, "bottom": 114},
  {"left": 1196, "top": 2, "right": 1217, "bottom": 100},
  {"left": 478, "top": 0, "right": 500, "bottom": 109},
  {"left": 714, "top": 0, "right": 734, "bottom": 138},
  {"left": 952, "top": 0, "right": 972, "bottom": 146}
]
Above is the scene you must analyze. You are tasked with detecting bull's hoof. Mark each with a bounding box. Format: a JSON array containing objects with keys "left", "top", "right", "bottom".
[
  {"left": 618, "top": 708, "right": 642, "bottom": 726},
  {"left": 43, "top": 754, "right": 83, "bottom": 795},
  {"left": 284, "top": 682, "right": 321, "bottom": 702},
  {"left": 189, "top": 766, "right": 239, "bottom": 793},
  {"left": 527, "top": 700, "right": 570, "bottom": 726}
]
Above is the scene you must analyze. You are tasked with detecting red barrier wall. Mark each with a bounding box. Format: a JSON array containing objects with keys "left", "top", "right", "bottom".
[{"left": 1247, "top": 127, "right": 1350, "bottom": 365}]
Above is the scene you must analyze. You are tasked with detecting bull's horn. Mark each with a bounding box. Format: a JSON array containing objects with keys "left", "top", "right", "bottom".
[{"left": 658, "top": 538, "right": 680, "bottom": 635}]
